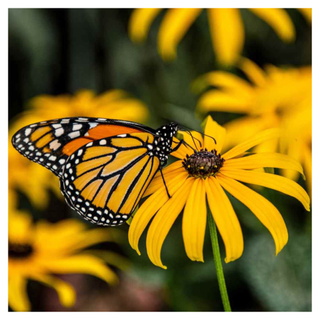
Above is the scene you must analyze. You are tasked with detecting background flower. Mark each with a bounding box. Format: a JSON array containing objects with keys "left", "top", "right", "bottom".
[
  {"left": 9, "top": 210, "right": 128, "bottom": 311},
  {"left": 129, "top": 116, "right": 309, "bottom": 269},
  {"left": 194, "top": 58, "right": 311, "bottom": 192},
  {"left": 129, "top": 8, "right": 311, "bottom": 65}
]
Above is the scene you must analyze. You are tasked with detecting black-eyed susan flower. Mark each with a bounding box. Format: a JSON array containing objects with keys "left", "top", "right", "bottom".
[
  {"left": 129, "top": 8, "right": 311, "bottom": 65},
  {"left": 195, "top": 58, "right": 312, "bottom": 193},
  {"left": 25, "top": 89, "right": 149, "bottom": 123},
  {"left": 8, "top": 210, "right": 128, "bottom": 311},
  {"left": 128, "top": 116, "right": 310, "bottom": 269},
  {"left": 9, "top": 89, "right": 149, "bottom": 209}
]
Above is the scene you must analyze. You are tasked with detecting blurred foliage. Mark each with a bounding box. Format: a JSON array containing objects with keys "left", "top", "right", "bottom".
[{"left": 9, "top": 8, "right": 311, "bottom": 311}]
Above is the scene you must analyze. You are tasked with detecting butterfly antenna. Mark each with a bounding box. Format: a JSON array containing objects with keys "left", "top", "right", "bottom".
[
  {"left": 179, "top": 124, "right": 217, "bottom": 145},
  {"left": 183, "top": 129, "right": 201, "bottom": 151}
]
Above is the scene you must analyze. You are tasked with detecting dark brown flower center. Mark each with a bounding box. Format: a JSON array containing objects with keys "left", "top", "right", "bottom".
[
  {"left": 183, "top": 149, "right": 224, "bottom": 178},
  {"left": 9, "top": 242, "right": 34, "bottom": 259}
]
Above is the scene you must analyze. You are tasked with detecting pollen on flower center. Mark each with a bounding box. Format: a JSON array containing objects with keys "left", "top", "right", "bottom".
[
  {"left": 9, "top": 242, "right": 34, "bottom": 259},
  {"left": 182, "top": 149, "right": 225, "bottom": 178}
]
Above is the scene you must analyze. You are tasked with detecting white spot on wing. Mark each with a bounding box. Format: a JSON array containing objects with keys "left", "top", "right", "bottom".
[
  {"left": 55, "top": 128, "right": 64, "bottom": 137},
  {"left": 99, "top": 139, "right": 107, "bottom": 145},
  {"left": 49, "top": 140, "right": 61, "bottom": 151},
  {"left": 25, "top": 128, "right": 32, "bottom": 136},
  {"left": 68, "top": 131, "right": 81, "bottom": 139},
  {"left": 73, "top": 124, "right": 82, "bottom": 131}
]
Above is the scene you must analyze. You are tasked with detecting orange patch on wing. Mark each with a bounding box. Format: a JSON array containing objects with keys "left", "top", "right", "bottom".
[
  {"left": 107, "top": 156, "right": 149, "bottom": 213},
  {"left": 76, "top": 155, "right": 113, "bottom": 176},
  {"left": 92, "top": 175, "right": 119, "bottom": 208},
  {"left": 83, "top": 146, "right": 117, "bottom": 161},
  {"left": 43, "top": 147, "right": 51, "bottom": 153},
  {"left": 81, "top": 179, "right": 104, "bottom": 201},
  {"left": 63, "top": 138, "right": 92, "bottom": 156},
  {"left": 102, "top": 148, "right": 147, "bottom": 176},
  {"left": 87, "top": 124, "right": 144, "bottom": 140},
  {"left": 73, "top": 167, "right": 102, "bottom": 191},
  {"left": 36, "top": 133, "right": 54, "bottom": 148},
  {"left": 31, "top": 126, "right": 52, "bottom": 141}
]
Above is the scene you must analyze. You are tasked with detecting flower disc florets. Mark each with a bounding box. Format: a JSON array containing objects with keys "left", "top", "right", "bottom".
[
  {"left": 183, "top": 149, "right": 225, "bottom": 178},
  {"left": 9, "top": 242, "right": 34, "bottom": 259}
]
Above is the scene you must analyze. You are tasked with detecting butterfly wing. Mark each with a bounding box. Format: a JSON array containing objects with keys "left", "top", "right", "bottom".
[
  {"left": 60, "top": 132, "right": 160, "bottom": 226},
  {"left": 11, "top": 117, "right": 155, "bottom": 177}
]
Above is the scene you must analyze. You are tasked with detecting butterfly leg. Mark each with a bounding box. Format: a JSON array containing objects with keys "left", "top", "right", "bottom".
[
  {"left": 171, "top": 139, "right": 183, "bottom": 152},
  {"left": 160, "top": 167, "right": 171, "bottom": 199}
]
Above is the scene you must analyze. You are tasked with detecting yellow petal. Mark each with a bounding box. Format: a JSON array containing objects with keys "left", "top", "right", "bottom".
[
  {"left": 146, "top": 178, "right": 194, "bottom": 268},
  {"left": 249, "top": 8, "right": 295, "bottom": 42},
  {"left": 253, "top": 135, "right": 279, "bottom": 154},
  {"left": 225, "top": 152, "right": 305, "bottom": 177},
  {"left": 144, "top": 161, "right": 186, "bottom": 197},
  {"left": 208, "top": 8, "right": 244, "bottom": 65},
  {"left": 301, "top": 142, "right": 312, "bottom": 195},
  {"left": 183, "top": 179, "right": 207, "bottom": 262},
  {"left": 220, "top": 168, "right": 310, "bottom": 211},
  {"left": 95, "top": 89, "right": 129, "bottom": 104},
  {"left": 203, "top": 115, "right": 226, "bottom": 153},
  {"left": 9, "top": 211, "right": 34, "bottom": 244},
  {"left": 204, "top": 177, "right": 243, "bottom": 263},
  {"left": 202, "top": 71, "right": 254, "bottom": 99},
  {"left": 298, "top": 8, "right": 312, "bottom": 22},
  {"left": 222, "top": 128, "right": 280, "bottom": 160},
  {"left": 158, "top": 8, "right": 202, "bottom": 60},
  {"left": 129, "top": 171, "right": 189, "bottom": 255},
  {"left": 217, "top": 174, "right": 288, "bottom": 255},
  {"left": 30, "top": 274, "right": 76, "bottom": 308},
  {"left": 33, "top": 219, "right": 121, "bottom": 256},
  {"left": 40, "top": 254, "right": 118, "bottom": 285},
  {"left": 102, "top": 99, "right": 149, "bottom": 123},
  {"left": 83, "top": 250, "right": 131, "bottom": 271},
  {"left": 197, "top": 90, "right": 251, "bottom": 114},
  {"left": 8, "top": 275, "right": 31, "bottom": 311},
  {"left": 238, "top": 57, "right": 267, "bottom": 87},
  {"left": 222, "top": 114, "right": 278, "bottom": 152},
  {"left": 128, "top": 8, "right": 162, "bottom": 42},
  {"left": 171, "top": 137, "right": 193, "bottom": 159}
]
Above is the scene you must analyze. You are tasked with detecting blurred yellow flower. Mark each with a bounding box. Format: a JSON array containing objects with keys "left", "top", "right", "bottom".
[
  {"left": 24, "top": 89, "right": 149, "bottom": 123},
  {"left": 129, "top": 8, "right": 311, "bottom": 65},
  {"left": 9, "top": 89, "right": 149, "bottom": 209},
  {"left": 9, "top": 210, "right": 128, "bottom": 311},
  {"left": 195, "top": 58, "right": 311, "bottom": 192},
  {"left": 128, "top": 116, "right": 310, "bottom": 269}
]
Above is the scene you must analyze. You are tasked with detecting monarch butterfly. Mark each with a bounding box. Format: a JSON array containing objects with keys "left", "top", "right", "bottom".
[{"left": 12, "top": 117, "right": 182, "bottom": 226}]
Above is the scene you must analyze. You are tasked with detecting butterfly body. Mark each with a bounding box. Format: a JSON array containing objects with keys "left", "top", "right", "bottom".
[{"left": 12, "top": 117, "right": 178, "bottom": 226}]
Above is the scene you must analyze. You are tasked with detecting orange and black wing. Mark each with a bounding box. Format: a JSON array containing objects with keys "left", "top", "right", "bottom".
[
  {"left": 11, "top": 117, "right": 155, "bottom": 177},
  {"left": 60, "top": 132, "right": 160, "bottom": 226}
]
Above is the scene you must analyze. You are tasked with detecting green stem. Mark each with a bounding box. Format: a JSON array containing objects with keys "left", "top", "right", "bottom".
[{"left": 208, "top": 212, "right": 232, "bottom": 312}]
